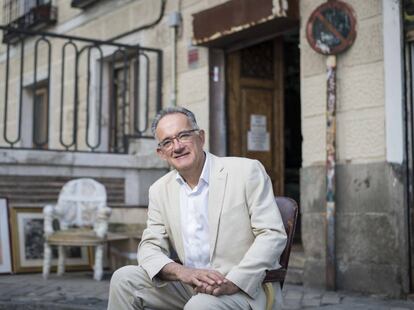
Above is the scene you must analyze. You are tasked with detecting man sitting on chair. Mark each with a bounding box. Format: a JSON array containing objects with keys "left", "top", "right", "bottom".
[{"left": 108, "top": 107, "right": 287, "bottom": 310}]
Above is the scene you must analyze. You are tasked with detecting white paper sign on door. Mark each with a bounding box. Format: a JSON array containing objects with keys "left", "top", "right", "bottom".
[
  {"left": 248, "top": 114, "right": 270, "bottom": 151},
  {"left": 248, "top": 131, "right": 270, "bottom": 151}
]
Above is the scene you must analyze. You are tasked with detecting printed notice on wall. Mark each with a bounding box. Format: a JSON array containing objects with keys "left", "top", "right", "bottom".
[{"left": 247, "top": 114, "right": 270, "bottom": 151}]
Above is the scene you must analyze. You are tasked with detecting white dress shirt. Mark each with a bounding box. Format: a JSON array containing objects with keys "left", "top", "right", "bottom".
[{"left": 176, "top": 152, "right": 210, "bottom": 269}]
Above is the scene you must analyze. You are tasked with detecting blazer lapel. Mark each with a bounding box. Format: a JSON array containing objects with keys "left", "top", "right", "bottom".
[
  {"left": 208, "top": 155, "right": 227, "bottom": 260},
  {"left": 167, "top": 178, "right": 185, "bottom": 261}
]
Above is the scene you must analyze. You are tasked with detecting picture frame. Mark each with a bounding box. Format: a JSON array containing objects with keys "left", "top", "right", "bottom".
[
  {"left": 0, "top": 198, "right": 12, "bottom": 273},
  {"left": 10, "top": 207, "right": 91, "bottom": 273}
]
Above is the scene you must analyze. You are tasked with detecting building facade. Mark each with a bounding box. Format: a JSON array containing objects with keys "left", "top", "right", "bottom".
[{"left": 0, "top": 0, "right": 411, "bottom": 298}]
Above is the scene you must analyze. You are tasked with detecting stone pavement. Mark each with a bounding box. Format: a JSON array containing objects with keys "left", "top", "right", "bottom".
[{"left": 0, "top": 271, "right": 414, "bottom": 309}]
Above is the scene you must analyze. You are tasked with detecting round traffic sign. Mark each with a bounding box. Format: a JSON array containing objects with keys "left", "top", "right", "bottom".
[{"left": 306, "top": 1, "right": 357, "bottom": 55}]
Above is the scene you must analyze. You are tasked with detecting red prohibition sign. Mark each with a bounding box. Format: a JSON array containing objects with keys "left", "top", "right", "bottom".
[{"left": 306, "top": 1, "right": 357, "bottom": 55}]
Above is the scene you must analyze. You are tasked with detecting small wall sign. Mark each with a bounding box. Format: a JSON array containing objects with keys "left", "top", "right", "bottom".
[
  {"left": 188, "top": 44, "right": 199, "bottom": 69},
  {"left": 247, "top": 114, "right": 270, "bottom": 152},
  {"left": 306, "top": 1, "right": 357, "bottom": 55}
]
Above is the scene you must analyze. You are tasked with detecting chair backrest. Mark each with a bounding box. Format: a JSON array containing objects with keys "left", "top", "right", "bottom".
[
  {"left": 55, "top": 178, "right": 107, "bottom": 227},
  {"left": 263, "top": 196, "right": 299, "bottom": 287},
  {"left": 276, "top": 197, "right": 299, "bottom": 271}
]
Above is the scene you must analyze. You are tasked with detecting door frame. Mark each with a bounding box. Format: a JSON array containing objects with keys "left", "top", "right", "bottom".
[{"left": 209, "top": 35, "right": 286, "bottom": 156}]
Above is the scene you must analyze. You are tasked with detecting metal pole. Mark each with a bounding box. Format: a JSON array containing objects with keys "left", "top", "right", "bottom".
[
  {"left": 170, "top": 25, "right": 177, "bottom": 106},
  {"left": 168, "top": 11, "right": 181, "bottom": 107},
  {"left": 326, "top": 55, "right": 337, "bottom": 290}
]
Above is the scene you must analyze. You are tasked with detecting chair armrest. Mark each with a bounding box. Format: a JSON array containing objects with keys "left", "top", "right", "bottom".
[{"left": 263, "top": 268, "right": 287, "bottom": 283}]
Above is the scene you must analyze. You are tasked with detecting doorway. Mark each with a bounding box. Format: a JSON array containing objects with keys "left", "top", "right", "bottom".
[
  {"left": 226, "top": 38, "right": 284, "bottom": 195},
  {"left": 226, "top": 35, "right": 302, "bottom": 243}
]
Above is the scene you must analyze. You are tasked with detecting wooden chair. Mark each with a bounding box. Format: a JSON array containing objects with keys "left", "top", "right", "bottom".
[
  {"left": 263, "top": 196, "right": 299, "bottom": 310},
  {"left": 42, "top": 178, "right": 112, "bottom": 281}
]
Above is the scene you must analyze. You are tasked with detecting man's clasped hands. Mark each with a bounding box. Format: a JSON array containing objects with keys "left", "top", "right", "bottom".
[{"left": 163, "top": 263, "right": 240, "bottom": 296}]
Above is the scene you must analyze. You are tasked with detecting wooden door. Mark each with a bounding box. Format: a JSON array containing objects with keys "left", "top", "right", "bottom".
[{"left": 226, "top": 39, "right": 284, "bottom": 195}]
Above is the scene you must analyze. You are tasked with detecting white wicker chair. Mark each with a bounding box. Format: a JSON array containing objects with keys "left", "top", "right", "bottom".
[{"left": 42, "top": 178, "right": 112, "bottom": 281}]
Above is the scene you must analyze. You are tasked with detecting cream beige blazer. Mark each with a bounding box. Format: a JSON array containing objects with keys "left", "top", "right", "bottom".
[{"left": 138, "top": 154, "right": 287, "bottom": 309}]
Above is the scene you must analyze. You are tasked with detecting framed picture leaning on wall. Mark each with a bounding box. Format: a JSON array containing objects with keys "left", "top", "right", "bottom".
[
  {"left": 10, "top": 206, "right": 91, "bottom": 273},
  {"left": 0, "top": 198, "right": 12, "bottom": 273}
]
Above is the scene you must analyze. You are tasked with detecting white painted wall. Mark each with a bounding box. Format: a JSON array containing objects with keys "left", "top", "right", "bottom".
[{"left": 383, "top": 0, "right": 404, "bottom": 164}]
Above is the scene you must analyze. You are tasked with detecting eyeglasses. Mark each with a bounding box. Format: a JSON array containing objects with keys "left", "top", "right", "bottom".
[{"left": 158, "top": 129, "right": 199, "bottom": 150}]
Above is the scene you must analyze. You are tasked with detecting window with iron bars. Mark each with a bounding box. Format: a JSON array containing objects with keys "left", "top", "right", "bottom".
[
  {"left": 3, "top": 0, "right": 49, "bottom": 23},
  {"left": 33, "top": 86, "right": 49, "bottom": 149},
  {"left": 2, "top": 0, "right": 56, "bottom": 43},
  {"left": 0, "top": 25, "right": 162, "bottom": 153},
  {"left": 110, "top": 54, "right": 150, "bottom": 153}
]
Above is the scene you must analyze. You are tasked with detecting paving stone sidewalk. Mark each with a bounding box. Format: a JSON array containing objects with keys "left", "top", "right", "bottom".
[{"left": 0, "top": 272, "right": 414, "bottom": 309}]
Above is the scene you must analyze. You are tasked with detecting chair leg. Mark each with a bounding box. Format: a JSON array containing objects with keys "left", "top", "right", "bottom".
[
  {"left": 263, "top": 282, "right": 284, "bottom": 310},
  {"left": 263, "top": 282, "right": 274, "bottom": 310},
  {"left": 42, "top": 243, "right": 52, "bottom": 279},
  {"left": 57, "top": 246, "right": 66, "bottom": 276},
  {"left": 94, "top": 245, "right": 104, "bottom": 281}
]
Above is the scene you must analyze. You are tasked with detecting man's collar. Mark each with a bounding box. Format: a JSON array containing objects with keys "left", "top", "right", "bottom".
[{"left": 199, "top": 151, "right": 210, "bottom": 184}]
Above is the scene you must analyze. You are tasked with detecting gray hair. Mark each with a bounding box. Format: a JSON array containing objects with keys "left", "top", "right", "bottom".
[{"left": 151, "top": 107, "right": 199, "bottom": 138}]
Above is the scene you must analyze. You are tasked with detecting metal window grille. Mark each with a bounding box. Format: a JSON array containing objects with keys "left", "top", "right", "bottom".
[{"left": 0, "top": 26, "right": 163, "bottom": 153}]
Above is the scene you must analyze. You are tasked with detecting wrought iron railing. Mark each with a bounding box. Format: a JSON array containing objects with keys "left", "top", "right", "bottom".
[
  {"left": 0, "top": 26, "right": 162, "bottom": 153},
  {"left": 71, "top": 0, "right": 99, "bottom": 9},
  {"left": 2, "top": 0, "right": 57, "bottom": 43}
]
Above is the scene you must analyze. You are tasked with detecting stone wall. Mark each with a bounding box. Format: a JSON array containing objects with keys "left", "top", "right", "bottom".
[
  {"left": 301, "top": 162, "right": 408, "bottom": 296},
  {"left": 300, "top": 0, "right": 409, "bottom": 296},
  {"left": 0, "top": 0, "right": 225, "bottom": 150},
  {"left": 300, "top": 0, "right": 385, "bottom": 167}
]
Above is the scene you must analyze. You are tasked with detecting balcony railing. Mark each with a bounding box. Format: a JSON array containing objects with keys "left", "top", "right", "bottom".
[
  {"left": 71, "top": 0, "right": 100, "bottom": 9},
  {"left": 2, "top": 0, "right": 57, "bottom": 43},
  {"left": 0, "top": 26, "right": 163, "bottom": 153}
]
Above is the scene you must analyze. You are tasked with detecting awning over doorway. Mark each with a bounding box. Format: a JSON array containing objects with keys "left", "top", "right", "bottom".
[{"left": 192, "top": 0, "right": 298, "bottom": 48}]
